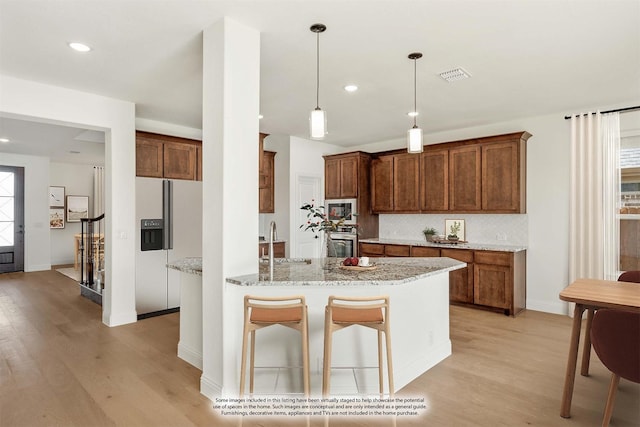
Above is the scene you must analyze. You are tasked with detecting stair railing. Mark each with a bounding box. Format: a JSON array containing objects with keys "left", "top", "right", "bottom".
[{"left": 80, "top": 213, "right": 105, "bottom": 293}]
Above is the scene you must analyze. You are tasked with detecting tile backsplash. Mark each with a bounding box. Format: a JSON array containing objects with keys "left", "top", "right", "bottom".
[{"left": 379, "top": 214, "right": 528, "bottom": 246}]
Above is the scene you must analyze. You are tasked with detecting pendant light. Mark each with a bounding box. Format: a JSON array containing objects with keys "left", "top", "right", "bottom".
[
  {"left": 309, "top": 23, "right": 327, "bottom": 140},
  {"left": 407, "top": 52, "right": 423, "bottom": 153}
]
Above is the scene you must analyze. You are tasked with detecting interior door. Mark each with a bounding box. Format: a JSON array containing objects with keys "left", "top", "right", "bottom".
[{"left": 0, "top": 166, "right": 25, "bottom": 272}]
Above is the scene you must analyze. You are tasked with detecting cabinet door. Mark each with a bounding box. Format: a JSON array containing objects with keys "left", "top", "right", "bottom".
[
  {"left": 384, "top": 244, "right": 410, "bottom": 257},
  {"left": 474, "top": 263, "right": 512, "bottom": 309},
  {"left": 164, "top": 142, "right": 197, "bottom": 180},
  {"left": 449, "top": 145, "right": 481, "bottom": 211},
  {"left": 411, "top": 246, "right": 440, "bottom": 257},
  {"left": 196, "top": 145, "right": 203, "bottom": 181},
  {"left": 393, "top": 154, "right": 420, "bottom": 212},
  {"left": 136, "top": 139, "right": 164, "bottom": 178},
  {"left": 371, "top": 156, "right": 394, "bottom": 212},
  {"left": 482, "top": 142, "right": 520, "bottom": 212},
  {"left": 340, "top": 156, "right": 359, "bottom": 198},
  {"left": 421, "top": 149, "right": 449, "bottom": 211},
  {"left": 441, "top": 248, "right": 474, "bottom": 304},
  {"left": 325, "top": 158, "right": 341, "bottom": 199},
  {"left": 259, "top": 151, "right": 275, "bottom": 213},
  {"left": 359, "top": 243, "right": 385, "bottom": 257}
]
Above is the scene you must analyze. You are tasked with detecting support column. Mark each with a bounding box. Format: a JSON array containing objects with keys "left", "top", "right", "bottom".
[{"left": 200, "top": 18, "right": 260, "bottom": 398}]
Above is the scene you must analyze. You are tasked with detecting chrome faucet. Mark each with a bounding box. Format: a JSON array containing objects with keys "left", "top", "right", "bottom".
[{"left": 269, "top": 221, "right": 277, "bottom": 278}]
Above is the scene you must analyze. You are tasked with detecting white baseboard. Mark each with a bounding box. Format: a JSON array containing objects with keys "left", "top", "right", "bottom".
[
  {"left": 527, "top": 299, "right": 567, "bottom": 315},
  {"left": 26, "top": 264, "right": 51, "bottom": 272},
  {"left": 103, "top": 310, "right": 137, "bottom": 327},
  {"left": 178, "top": 341, "right": 203, "bottom": 370},
  {"left": 200, "top": 374, "right": 223, "bottom": 401}
]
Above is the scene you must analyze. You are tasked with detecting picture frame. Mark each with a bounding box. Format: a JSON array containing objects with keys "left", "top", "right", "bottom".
[
  {"left": 444, "top": 219, "right": 465, "bottom": 241},
  {"left": 50, "top": 208, "right": 65, "bottom": 229},
  {"left": 49, "top": 186, "right": 65, "bottom": 208},
  {"left": 66, "top": 195, "right": 89, "bottom": 222}
]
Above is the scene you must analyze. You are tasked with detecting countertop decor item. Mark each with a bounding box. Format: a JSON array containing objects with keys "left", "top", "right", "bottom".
[
  {"left": 445, "top": 219, "right": 465, "bottom": 241},
  {"left": 423, "top": 227, "right": 438, "bottom": 242}
]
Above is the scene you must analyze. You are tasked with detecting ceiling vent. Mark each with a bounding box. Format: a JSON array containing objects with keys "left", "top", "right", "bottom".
[{"left": 438, "top": 67, "right": 471, "bottom": 82}]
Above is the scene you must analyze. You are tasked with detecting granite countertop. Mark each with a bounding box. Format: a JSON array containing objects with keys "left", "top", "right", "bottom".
[
  {"left": 227, "top": 257, "right": 465, "bottom": 287},
  {"left": 359, "top": 237, "right": 527, "bottom": 253},
  {"left": 167, "top": 257, "right": 202, "bottom": 276}
]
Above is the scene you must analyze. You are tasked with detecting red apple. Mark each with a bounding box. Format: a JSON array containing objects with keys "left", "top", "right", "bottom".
[
  {"left": 342, "top": 258, "right": 352, "bottom": 266},
  {"left": 349, "top": 257, "right": 359, "bottom": 266}
]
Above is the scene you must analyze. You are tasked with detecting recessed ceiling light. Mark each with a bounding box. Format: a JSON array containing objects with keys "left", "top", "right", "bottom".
[
  {"left": 0, "top": 138, "right": 9, "bottom": 143},
  {"left": 68, "top": 42, "right": 91, "bottom": 52},
  {"left": 344, "top": 85, "right": 358, "bottom": 92},
  {"left": 258, "top": 114, "right": 264, "bottom": 119},
  {"left": 69, "top": 150, "right": 81, "bottom": 154},
  {"left": 407, "top": 111, "right": 419, "bottom": 117}
]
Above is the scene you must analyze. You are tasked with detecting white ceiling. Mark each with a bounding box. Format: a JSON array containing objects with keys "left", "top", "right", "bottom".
[{"left": 0, "top": 0, "right": 639, "bottom": 162}]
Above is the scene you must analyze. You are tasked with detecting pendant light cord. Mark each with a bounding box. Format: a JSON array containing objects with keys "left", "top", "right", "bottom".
[
  {"left": 316, "top": 31, "right": 320, "bottom": 109},
  {"left": 413, "top": 58, "right": 417, "bottom": 127}
]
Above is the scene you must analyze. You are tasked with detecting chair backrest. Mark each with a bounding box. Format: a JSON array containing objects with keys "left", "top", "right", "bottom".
[
  {"left": 618, "top": 270, "right": 640, "bottom": 283},
  {"left": 591, "top": 309, "right": 640, "bottom": 383}
]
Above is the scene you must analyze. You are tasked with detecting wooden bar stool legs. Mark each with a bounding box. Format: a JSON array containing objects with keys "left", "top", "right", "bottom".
[
  {"left": 322, "top": 295, "right": 394, "bottom": 397},
  {"left": 239, "top": 295, "right": 310, "bottom": 397}
]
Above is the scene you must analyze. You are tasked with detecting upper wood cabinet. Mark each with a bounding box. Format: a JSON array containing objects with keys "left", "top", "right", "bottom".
[
  {"left": 371, "top": 156, "right": 394, "bottom": 212},
  {"left": 419, "top": 131, "right": 531, "bottom": 214},
  {"left": 449, "top": 145, "right": 482, "bottom": 211},
  {"left": 371, "top": 153, "right": 420, "bottom": 213},
  {"left": 420, "top": 149, "right": 449, "bottom": 211},
  {"left": 136, "top": 131, "right": 201, "bottom": 181},
  {"left": 324, "top": 153, "right": 360, "bottom": 199},
  {"left": 323, "top": 152, "right": 378, "bottom": 238},
  {"left": 259, "top": 150, "right": 276, "bottom": 213}
]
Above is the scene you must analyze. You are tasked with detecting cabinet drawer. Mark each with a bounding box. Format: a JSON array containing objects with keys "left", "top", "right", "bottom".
[
  {"left": 385, "top": 244, "right": 410, "bottom": 257},
  {"left": 474, "top": 251, "right": 512, "bottom": 267},
  {"left": 441, "top": 248, "right": 474, "bottom": 263},
  {"left": 360, "top": 243, "right": 385, "bottom": 256},
  {"left": 411, "top": 246, "right": 441, "bottom": 257}
]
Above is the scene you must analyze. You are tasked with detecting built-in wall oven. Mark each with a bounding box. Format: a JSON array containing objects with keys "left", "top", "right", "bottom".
[{"left": 328, "top": 229, "right": 358, "bottom": 258}]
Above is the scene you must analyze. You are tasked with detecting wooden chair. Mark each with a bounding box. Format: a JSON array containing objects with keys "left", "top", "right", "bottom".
[
  {"left": 322, "top": 295, "right": 393, "bottom": 397},
  {"left": 239, "top": 295, "right": 310, "bottom": 396},
  {"left": 590, "top": 309, "right": 640, "bottom": 427},
  {"left": 582, "top": 271, "right": 640, "bottom": 375}
]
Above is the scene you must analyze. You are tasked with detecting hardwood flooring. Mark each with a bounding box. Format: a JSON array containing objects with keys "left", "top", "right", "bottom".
[{"left": 1, "top": 270, "right": 638, "bottom": 426}]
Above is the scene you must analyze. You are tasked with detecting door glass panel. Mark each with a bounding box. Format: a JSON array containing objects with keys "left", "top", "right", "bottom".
[{"left": 0, "top": 171, "right": 15, "bottom": 246}]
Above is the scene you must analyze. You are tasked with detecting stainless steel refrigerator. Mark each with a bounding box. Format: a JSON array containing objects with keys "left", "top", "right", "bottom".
[{"left": 135, "top": 177, "right": 202, "bottom": 317}]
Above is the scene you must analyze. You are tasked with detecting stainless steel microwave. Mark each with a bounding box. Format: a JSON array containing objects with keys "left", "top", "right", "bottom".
[{"left": 325, "top": 199, "right": 357, "bottom": 225}]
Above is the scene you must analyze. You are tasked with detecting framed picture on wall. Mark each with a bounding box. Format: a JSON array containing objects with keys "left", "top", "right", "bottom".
[
  {"left": 49, "top": 186, "right": 65, "bottom": 208},
  {"left": 50, "top": 208, "right": 65, "bottom": 229},
  {"left": 444, "top": 219, "right": 465, "bottom": 241},
  {"left": 66, "top": 195, "right": 89, "bottom": 222}
]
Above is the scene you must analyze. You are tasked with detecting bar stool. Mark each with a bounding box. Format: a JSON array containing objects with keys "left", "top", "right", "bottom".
[
  {"left": 239, "top": 295, "right": 310, "bottom": 396},
  {"left": 322, "top": 295, "right": 394, "bottom": 397}
]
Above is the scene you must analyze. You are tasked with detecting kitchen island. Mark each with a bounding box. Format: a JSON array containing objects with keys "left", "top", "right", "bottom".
[{"left": 224, "top": 257, "right": 465, "bottom": 396}]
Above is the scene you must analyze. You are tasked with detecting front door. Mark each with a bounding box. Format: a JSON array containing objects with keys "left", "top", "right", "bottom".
[{"left": 0, "top": 166, "right": 25, "bottom": 272}]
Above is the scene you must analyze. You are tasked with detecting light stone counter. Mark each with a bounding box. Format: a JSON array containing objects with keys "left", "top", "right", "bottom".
[
  {"left": 167, "top": 257, "right": 202, "bottom": 276},
  {"left": 360, "top": 237, "right": 527, "bottom": 252},
  {"left": 227, "top": 257, "right": 464, "bottom": 286},
  {"left": 223, "top": 256, "right": 465, "bottom": 396}
]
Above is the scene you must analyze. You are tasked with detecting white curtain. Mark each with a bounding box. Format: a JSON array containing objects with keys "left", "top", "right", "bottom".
[
  {"left": 602, "top": 113, "right": 620, "bottom": 280},
  {"left": 93, "top": 166, "right": 105, "bottom": 217},
  {"left": 569, "top": 112, "right": 621, "bottom": 286}
]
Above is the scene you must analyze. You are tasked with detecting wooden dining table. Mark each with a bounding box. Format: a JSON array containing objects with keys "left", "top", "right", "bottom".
[{"left": 559, "top": 278, "right": 640, "bottom": 418}]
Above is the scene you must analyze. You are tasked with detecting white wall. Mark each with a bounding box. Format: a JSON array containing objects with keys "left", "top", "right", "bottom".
[
  {"left": 348, "top": 109, "right": 640, "bottom": 315},
  {"left": 288, "top": 136, "right": 341, "bottom": 257},
  {"left": 259, "top": 133, "right": 291, "bottom": 253},
  {"left": 1, "top": 153, "right": 51, "bottom": 272},
  {"left": 49, "top": 163, "right": 96, "bottom": 265},
  {"left": 0, "top": 75, "right": 137, "bottom": 327}
]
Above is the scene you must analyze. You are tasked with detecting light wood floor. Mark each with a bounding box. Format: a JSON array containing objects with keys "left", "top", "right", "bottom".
[{"left": 1, "top": 270, "right": 638, "bottom": 427}]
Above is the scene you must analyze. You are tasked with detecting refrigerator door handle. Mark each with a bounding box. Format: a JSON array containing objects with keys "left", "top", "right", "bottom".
[{"left": 163, "top": 180, "right": 173, "bottom": 250}]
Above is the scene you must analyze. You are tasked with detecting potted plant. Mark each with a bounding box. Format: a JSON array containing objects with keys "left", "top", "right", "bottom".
[
  {"left": 447, "top": 221, "right": 461, "bottom": 241},
  {"left": 423, "top": 227, "right": 438, "bottom": 242}
]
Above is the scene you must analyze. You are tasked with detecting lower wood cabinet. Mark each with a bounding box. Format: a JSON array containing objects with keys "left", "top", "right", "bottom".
[
  {"left": 258, "top": 241, "right": 285, "bottom": 258},
  {"left": 359, "top": 241, "right": 526, "bottom": 316}
]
